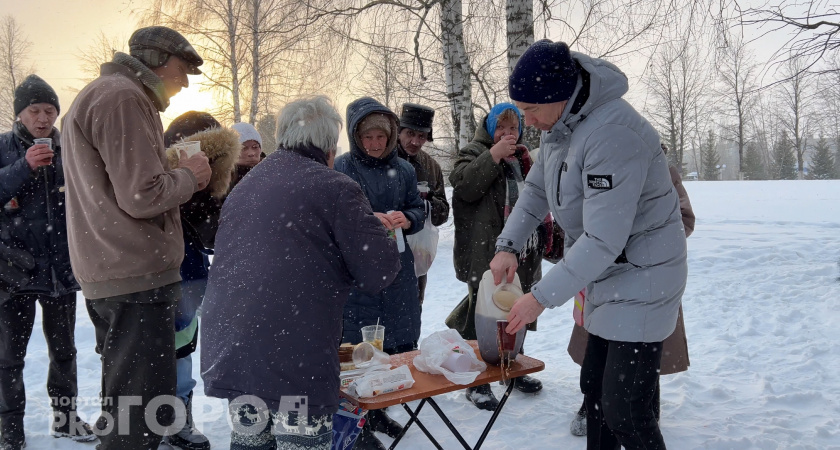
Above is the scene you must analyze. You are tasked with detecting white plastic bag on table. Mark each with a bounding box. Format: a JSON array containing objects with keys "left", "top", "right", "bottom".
[
  {"left": 347, "top": 365, "right": 415, "bottom": 398},
  {"left": 413, "top": 329, "right": 487, "bottom": 385},
  {"left": 406, "top": 201, "right": 439, "bottom": 277}
]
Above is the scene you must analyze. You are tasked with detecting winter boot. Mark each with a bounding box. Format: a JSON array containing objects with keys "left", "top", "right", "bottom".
[
  {"left": 167, "top": 392, "right": 210, "bottom": 450},
  {"left": 0, "top": 417, "right": 25, "bottom": 450},
  {"left": 368, "top": 409, "right": 403, "bottom": 439},
  {"left": 570, "top": 401, "right": 586, "bottom": 437},
  {"left": 354, "top": 420, "right": 386, "bottom": 450},
  {"left": 513, "top": 375, "right": 543, "bottom": 394},
  {"left": 52, "top": 413, "right": 98, "bottom": 442},
  {"left": 465, "top": 384, "right": 499, "bottom": 411}
]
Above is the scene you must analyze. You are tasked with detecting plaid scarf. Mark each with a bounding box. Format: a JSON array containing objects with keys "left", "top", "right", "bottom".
[{"left": 501, "top": 149, "right": 541, "bottom": 260}]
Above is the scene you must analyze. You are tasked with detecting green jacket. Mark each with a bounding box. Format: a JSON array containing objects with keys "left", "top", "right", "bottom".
[{"left": 449, "top": 117, "right": 543, "bottom": 292}]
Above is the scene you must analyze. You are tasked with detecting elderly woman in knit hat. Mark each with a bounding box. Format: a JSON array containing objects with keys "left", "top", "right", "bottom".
[
  {"left": 0, "top": 75, "right": 96, "bottom": 448},
  {"left": 446, "top": 102, "right": 547, "bottom": 411},
  {"left": 333, "top": 97, "right": 425, "bottom": 449},
  {"left": 229, "top": 122, "right": 265, "bottom": 191},
  {"left": 491, "top": 39, "right": 687, "bottom": 449}
]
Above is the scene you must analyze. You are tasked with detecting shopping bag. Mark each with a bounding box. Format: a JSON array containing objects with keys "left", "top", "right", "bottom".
[
  {"left": 573, "top": 288, "right": 585, "bottom": 327},
  {"left": 331, "top": 400, "right": 365, "bottom": 450},
  {"left": 406, "top": 202, "right": 439, "bottom": 277},
  {"left": 413, "top": 329, "right": 486, "bottom": 384}
]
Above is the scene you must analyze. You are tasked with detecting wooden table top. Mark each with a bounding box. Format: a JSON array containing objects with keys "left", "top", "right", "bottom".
[{"left": 340, "top": 340, "right": 545, "bottom": 410}]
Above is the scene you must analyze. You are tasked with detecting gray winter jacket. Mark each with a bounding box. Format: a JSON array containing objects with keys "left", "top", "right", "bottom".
[{"left": 496, "top": 52, "right": 687, "bottom": 343}]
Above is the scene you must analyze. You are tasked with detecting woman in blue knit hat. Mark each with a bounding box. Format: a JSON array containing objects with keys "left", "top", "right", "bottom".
[
  {"left": 491, "top": 39, "right": 687, "bottom": 449},
  {"left": 447, "top": 102, "right": 548, "bottom": 411}
]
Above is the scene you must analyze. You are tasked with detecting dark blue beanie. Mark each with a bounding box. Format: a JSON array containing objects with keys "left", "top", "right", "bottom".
[{"left": 509, "top": 39, "right": 579, "bottom": 104}]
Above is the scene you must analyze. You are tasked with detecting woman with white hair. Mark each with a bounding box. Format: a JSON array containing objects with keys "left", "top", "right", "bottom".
[{"left": 200, "top": 95, "right": 401, "bottom": 450}]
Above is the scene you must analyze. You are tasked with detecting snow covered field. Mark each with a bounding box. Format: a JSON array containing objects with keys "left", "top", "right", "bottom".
[{"left": 15, "top": 180, "right": 840, "bottom": 449}]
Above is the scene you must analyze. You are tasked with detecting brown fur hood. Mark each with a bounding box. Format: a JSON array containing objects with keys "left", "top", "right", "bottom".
[{"left": 166, "top": 127, "right": 241, "bottom": 198}]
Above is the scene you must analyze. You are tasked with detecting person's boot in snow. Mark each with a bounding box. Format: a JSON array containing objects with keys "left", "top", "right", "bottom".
[
  {"left": 368, "top": 408, "right": 403, "bottom": 438},
  {"left": 52, "top": 414, "right": 97, "bottom": 442},
  {"left": 465, "top": 384, "right": 499, "bottom": 411},
  {"left": 354, "top": 418, "right": 386, "bottom": 450},
  {"left": 167, "top": 392, "right": 210, "bottom": 450},
  {"left": 512, "top": 375, "right": 543, "bottom": 394},
  {"left": 570, "top": 401, "right": 586, "bottom": 436}
]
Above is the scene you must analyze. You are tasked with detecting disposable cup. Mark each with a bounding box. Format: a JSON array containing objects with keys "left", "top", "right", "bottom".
[
  {"left": 181, "top": 141, "right": 202, "bottom": 157},
  {"left": 33, "top": 138, "right": 53, "bottom": 150},
  {"left": 360, "top": 325, "right": 385, "bottom": 351}
]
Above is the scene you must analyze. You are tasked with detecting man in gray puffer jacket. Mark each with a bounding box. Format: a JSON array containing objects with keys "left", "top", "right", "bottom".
[{"left": 492, "top": 40, "right": 687, "bottom": 450}]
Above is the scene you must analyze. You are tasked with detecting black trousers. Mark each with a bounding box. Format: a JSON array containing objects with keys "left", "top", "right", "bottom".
[
  {"left": 86, "top": 284, "right": 178, "bottom": 450},
  {"left": 581, "top": 333, "right": 666, "bottom": 450},
  {"left": 417, "top": 275, "right": 427, "bottom": 306},
  {"left": 0, "top": 293, "right": 78, "bottom": 443}
]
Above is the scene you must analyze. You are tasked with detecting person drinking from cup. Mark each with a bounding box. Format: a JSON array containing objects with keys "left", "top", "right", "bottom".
[
  {"left": 0, "top": 75, "right": 96, "bottom": 449},
  {"left": 334, "top": 97, "right": 425, "bottom": 449},
  {"left": 446, "top": 102, "right": 547, "bottom": 411}
]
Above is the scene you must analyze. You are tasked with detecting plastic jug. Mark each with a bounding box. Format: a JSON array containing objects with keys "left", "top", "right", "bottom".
[{"left": 474, "top": 270, "right": 526, "bottom": 365}]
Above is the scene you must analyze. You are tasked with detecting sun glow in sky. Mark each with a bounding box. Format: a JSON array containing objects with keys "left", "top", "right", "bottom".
[{"left": 8, "top": 0, "right": 219, "bottom": 128}]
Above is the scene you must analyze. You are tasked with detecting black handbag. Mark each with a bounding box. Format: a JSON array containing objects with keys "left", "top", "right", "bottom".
[
  {"left": 543, "top": 219, "right": 566, "bottom": 264},
  {"left": 0, "top": 241, "right": 36, "bottom": 297}
]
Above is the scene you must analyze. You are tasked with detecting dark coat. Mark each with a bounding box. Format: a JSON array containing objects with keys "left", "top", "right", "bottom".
[
  {"left": 448, "top": 115, "right": 543, "bottom": 290},
  {"left": 397, "top": 145, "right": 450, "bottom": 226},
  {"left": 0, "top": 125, "right": 78, "bottom": 299},
  {"left": 334, "top": 97, "right": 425, "bottom": 351},
  {"left": 201, "top": 147, "right": 400, "bottom": 415},
  {"left": 445, "top": 115, "right": 543, "bottom": 338}
]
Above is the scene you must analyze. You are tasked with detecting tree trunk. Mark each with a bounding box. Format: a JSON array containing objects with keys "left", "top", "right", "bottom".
[
  {"left": 227, "top": 0, "right": 242, "bottom": 123},
  {"left": 249, "top": 0, "right": 261, "bottom": 125},
  {"left": 506, "top": 0, "right": 537, "bottom": 148},
  {"left": 440, "top": 0, "right": 475, "bottom": 149},
  {"left": 506, "top": 0, "right": 533, "bottom": 77}
]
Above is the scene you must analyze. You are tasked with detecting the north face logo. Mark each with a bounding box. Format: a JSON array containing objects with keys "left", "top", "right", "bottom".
[{"left": 587, "top": 174, "right": 613, "bottom": 189}]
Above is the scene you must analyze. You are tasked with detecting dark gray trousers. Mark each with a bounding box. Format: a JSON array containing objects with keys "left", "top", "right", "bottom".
[
  {"left": 86, "top": 284, "right": 178, "bottom": 450},
  {"left": 0, "top": 293, "right": 78, "bottom": 444}
]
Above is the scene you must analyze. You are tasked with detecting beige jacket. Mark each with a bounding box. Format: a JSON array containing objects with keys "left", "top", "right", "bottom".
[{"left": 61, "top": 62, "right": 197, "bottom": 299}]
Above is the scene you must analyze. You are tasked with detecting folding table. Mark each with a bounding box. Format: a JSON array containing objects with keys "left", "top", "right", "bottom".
[{"left": 340, "top": 340, "right": 545, "bottom": 450}]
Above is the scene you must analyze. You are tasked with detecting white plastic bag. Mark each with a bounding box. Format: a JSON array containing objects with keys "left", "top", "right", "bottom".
[
  {"left": 347, "top": 365, "right": 415, "bottom": 398},
  {"left": 413, "top": 329, "right": 487, "bottom": 385},
  {"left": 406, "top": 202, "right": 439, "bottom": 277}
]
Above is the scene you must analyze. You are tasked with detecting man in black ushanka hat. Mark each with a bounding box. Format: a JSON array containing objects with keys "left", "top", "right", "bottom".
[{"left": 396, "top": 103, "right": 449, "bottom": 305}]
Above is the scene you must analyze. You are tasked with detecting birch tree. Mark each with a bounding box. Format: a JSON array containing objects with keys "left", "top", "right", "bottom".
[
  {"left": 777, "top": 57, "right": 815, "bottom": 178},
  {"left": 645, "top": 41, "right": 715, "bottom": 172},
  {"left": 0, "top": 15, "right": 31, "bottom": 131},
  {"left": 717, "top": 33, "right": 759, "bottom": 179},
  {"left": 440, "top": 0, "right": 475, "bottom": 148}
]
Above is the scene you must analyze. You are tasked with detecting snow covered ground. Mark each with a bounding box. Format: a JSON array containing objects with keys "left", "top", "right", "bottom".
[{"left": 15, "top": 180, "right": 840, "bottom": 449}]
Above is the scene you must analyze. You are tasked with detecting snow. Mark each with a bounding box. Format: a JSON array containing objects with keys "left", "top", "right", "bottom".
[{"left": 17, "top": 180, "right": 840, "bottom": 449}]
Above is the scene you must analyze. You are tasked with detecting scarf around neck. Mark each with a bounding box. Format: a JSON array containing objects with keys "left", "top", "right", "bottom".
[
  {"left": 500, "top": 148, "right": 541, "bottom": 260},
  {"left": 13, "top": 121, "right": 58, "bottom": 149},
  {"left": 111, "top": 52, "right": 170, "bottom": 112}
]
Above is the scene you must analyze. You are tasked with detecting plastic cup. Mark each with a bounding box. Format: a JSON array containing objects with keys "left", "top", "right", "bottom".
[
  {"left": 417, "top": 181, "right": 430, "bottom": 193},
  {"left": 33, "top": 138, "right": 54, "bottom": 165},
  {"left": 181, "top": 141, "right": 202, "bottom": 157},
  {"left": 33, "top": 138, "right": 53, "bottom": 150},
  {"left": 360, "top": 325, "right": 385, "bottom": 351}
]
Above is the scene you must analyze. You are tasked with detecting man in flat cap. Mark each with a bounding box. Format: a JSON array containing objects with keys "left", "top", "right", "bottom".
[
  {"left": 61, "top": 26, "right": 211, "bottom": 450},
  {"left": 491, "top": 39, "right": 686, "bottom": 449},
  {"left": 396, "top": 103, "right": 449, "bottom": 305}
]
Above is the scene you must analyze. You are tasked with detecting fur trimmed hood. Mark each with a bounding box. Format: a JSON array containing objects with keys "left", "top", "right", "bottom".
[{"left": 166, "top": 127, "right": 241, "bottom": 198}]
